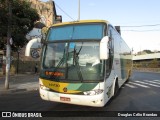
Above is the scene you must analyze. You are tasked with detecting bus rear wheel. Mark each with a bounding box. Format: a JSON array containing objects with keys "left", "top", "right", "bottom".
[{"left": 113, "top": 80, "right": 119, "bottom": 97}]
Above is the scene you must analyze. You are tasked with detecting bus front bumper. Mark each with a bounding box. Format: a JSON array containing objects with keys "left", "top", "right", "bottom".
[{"left": 39, "top": 88, "right": 105, "bottom": 107}]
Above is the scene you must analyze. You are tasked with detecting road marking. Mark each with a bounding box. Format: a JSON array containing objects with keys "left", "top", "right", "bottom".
[
  {"left": 135, "top": 81, "right": 160, "bottom": 87},
  {"left": 153, "top": 80, "right": 160, "bottom": 83},
  {"left": 129, "top": 81, "right": 150, "bottom": 88},
  {"left": 144, "top": 80, "right": 160, "bottom": 85},
  {"left": 125, "top": 84, "right": 137, "bottom": 88}
]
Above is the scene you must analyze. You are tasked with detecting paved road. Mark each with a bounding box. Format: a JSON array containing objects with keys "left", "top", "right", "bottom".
[{"left": 0, "top": 71, "right": 160, "bottom": 119}]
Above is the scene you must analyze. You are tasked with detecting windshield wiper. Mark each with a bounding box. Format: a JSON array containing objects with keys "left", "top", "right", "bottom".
[
  {"left": 48, "top": 42, "right": 84, "bottom": 82},
  {"left": 49, "top": 49, "right": 66, "bottom": 80},
  {"left": 73, "top": 42, "right": 83, "bottom": 82}
]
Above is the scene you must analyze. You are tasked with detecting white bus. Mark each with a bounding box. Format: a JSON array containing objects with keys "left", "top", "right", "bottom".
[{"left": 26, "top": 20, "right": 132, "bottom": 107}]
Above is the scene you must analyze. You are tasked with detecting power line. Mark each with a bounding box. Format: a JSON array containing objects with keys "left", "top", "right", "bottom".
[
  {"left": 54, "top": 2, "right": 75, "bottom": 21},
  {"left": 121, "top": 24, "right": 160, "bottom": 27},
  {"left": 121, "top": 24, "right": 160, "bottom": 32},
  {"left": 122, "top": 29, "right": 160, "bottom": 32}
]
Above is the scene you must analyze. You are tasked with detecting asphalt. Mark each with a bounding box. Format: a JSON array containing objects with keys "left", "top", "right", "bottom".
[{"left": 0, "top": 73, "right": 39, "bottom": 94}]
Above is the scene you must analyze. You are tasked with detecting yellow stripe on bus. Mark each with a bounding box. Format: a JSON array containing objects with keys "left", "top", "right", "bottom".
[{"left": 40, "top": 78, "right": 81, "bottom": 94}]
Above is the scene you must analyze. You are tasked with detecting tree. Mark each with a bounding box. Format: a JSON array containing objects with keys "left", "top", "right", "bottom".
[
  {"left": 0, "top": 0, "right": 40, "bottom": 89},
  {"left": 0, "top": 0, "right": 40, "bottom": 51},
  {"left": 143, "top": 50, "right": 153, "bottom": 54}
]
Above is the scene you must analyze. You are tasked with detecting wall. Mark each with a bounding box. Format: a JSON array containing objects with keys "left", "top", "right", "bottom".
[
  {"left": 2, "top": 0, "right": 62, "bottom": 75},
  {"left": 28, "top": 0, "right": 54, "bottom": 27}
]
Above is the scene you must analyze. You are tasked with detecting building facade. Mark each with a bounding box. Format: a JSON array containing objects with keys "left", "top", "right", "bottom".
[
  {"left": 28, "top": 0, "right": 62, "bottom": 27},
  {"left": 1, "top": 0, "right": 62, "bottom": 74}
]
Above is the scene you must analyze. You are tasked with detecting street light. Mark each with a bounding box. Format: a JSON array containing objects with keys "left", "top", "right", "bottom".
[{"left": 78, "top": 0, "right": 80, "bottom": 21}]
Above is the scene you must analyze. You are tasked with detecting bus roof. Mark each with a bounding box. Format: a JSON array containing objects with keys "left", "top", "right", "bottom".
[{"left": 52, "top": 20, "right": 109, "bottom": 27}]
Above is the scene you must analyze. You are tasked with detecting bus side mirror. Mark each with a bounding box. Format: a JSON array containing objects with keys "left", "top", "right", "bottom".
[{"left": 100, "top": 36, "right": 109, "bottom": 60}]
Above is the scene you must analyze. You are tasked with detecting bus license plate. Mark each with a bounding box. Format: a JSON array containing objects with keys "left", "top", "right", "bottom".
[{"left": 60, "top": 97, "right": 71, "bottom": 102}]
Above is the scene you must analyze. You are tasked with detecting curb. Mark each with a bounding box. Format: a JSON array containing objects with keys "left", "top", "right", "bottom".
[
  {"left": 0, "top": 74, "right": 39, "bottom": 95},
  {"left": 0, "top": 82, "right": 39, "bottom": 95},
  {"left": 133, "top": 68, "right": 160, "bottom": 73},
  {"left": 133, "top": 70, "right": 160, "bottom": 74},
  {"left": 0, "top": 74, "right": 38, "bottom": 78},
  {"left": 0, "top": 87, "right": 39, "bottom": 95}
]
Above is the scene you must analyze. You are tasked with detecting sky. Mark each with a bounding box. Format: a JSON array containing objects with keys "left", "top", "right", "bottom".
[{"left": 41, "top": 0, "right": 160, "bottom": 53}]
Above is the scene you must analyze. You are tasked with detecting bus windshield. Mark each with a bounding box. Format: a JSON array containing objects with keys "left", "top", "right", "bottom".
[
  {"left": 43, "top": 41, "right": 104, "bottom": 82},
  {"left": 47, "top": 24, "right": 104, "bottom": 41}
]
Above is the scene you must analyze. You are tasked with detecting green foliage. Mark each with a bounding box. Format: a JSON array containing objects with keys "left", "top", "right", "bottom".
[
  {"left": 133, "top": 59, "right": 160, "bottom": 68},
  {"left": 143, "top": 50, "right": 152, "bottom": 54},
  {"left": 0, "top": 0, "right": 40, "bottom": 51}
]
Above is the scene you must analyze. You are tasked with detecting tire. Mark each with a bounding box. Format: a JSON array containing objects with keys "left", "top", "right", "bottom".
[
  {"left": 127, "top": 70, "right": 132, "bottom": 80},
  {"left": 126, "top": 70, "right": 131, "bottom": 83},
  {"left": 113, "top": 80, "right": 119, "bottom": 97}
]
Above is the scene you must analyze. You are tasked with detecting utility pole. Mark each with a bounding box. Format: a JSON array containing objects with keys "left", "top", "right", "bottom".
[
  {"left": 5, "top": 0, "right": 12, "bottom": 89},
  {"left": 78, "top": 0, "right": 80, "bottom": 21}
]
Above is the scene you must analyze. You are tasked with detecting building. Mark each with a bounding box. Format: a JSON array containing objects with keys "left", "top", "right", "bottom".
[
  {"left": 2, "top": 0, "right": 62, "bottom": 74},
  {"left": 26, "top": 0, "right": 62, "bottom": 41},
  {"left": 25, "top": 0, "right": 62, "bottom": 61},
  {"left": 28, "top": 0, "right": 62, "bottom": 26},
  {"left": 133, "top": 53, "right": 160, "bottom": 61}
]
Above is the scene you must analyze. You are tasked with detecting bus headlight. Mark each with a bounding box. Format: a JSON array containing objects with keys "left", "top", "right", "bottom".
[
  {"left": 40, "top": 84, "right": 50, "bottom": 91},
  {"left": 83, "top": 89, "right": 103, "bottom": 95}
]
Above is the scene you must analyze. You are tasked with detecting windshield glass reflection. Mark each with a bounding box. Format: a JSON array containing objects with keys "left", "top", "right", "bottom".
[{"left": 43, "top": 42, "right": 104, "bottom": 81}]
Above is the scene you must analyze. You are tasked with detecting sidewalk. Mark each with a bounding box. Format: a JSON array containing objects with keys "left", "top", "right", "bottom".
[{"left": 0, "top": 74, "right": 39, "bottom": 94}]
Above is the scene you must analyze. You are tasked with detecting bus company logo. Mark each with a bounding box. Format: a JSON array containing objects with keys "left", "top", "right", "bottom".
[
  {"left": 63, "top": 87, "right": 68, "bottom": 92},
  {"left": 49, "top": 83, "right": 60, "bottom": 87},
  {"left": 2, "top": 112, "right": 11, "bottom": 117},
  {"left": 31, "top": 49, "right": 40, "bottom": 58}
]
